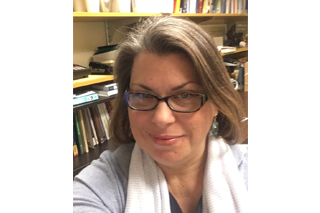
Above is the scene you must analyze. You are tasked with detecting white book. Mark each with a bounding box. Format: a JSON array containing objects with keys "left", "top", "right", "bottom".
[
  {"left": 86, "top": 108, "right": 99, "bottom": 146},
  {"left": 226, "top": 0, "right": 230, "bottom": 13},
  {"left": 189, "top": 0, "right": 197, "bottom": 13},
  {"left": 94, "top": 89, "right": 118, "bottom": 97}
]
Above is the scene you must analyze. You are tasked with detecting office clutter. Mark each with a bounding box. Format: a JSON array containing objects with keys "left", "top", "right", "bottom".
[{"left": 224, "top": 57, "right": 248, "bottom": 91}]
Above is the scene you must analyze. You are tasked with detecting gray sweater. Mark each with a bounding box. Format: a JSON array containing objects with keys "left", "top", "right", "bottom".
[{"left": 73, "top": 143, "right": 248, "bottom": 213}]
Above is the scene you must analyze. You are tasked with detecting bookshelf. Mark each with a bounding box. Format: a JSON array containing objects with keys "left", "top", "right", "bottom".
[
  {"left": 73, "top": 12, "right": 248, "bottom": 22},
  {"left": 73, "top": 12, "right": 248, "bottom": 178},
  {"left": 73, "top": 75, "right": 114, "bottom": 88}
]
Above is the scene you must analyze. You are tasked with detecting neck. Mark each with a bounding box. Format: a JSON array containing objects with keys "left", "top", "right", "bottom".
[{"left": 157, "top": 143, "right": 208, "bottom": 194}]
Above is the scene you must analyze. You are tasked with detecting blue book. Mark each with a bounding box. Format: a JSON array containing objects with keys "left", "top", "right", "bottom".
[
  {"left": 221, "top": 0, "right": 226, "bottom": 13},
  {"left": 73, "top": 91, "right": 99, "bottom": 106}
]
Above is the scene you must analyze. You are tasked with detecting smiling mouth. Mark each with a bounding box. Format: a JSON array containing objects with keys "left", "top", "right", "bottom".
[{"left": 150, "top": 134, "right": 183, "bottom": 146}]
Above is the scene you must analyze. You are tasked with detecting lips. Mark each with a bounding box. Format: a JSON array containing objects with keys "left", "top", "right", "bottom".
[{"left": 149, "top": 134, "right": 182, "bottom": 146}]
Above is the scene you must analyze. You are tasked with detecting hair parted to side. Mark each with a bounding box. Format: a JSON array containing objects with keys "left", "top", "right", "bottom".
[{"left": 109, "top": 16, "right": 245, "bottom": 146}]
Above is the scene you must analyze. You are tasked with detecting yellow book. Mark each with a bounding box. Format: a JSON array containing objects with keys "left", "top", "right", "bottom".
[{"left": 175, "top": 0, "right": 181, "bottom": 13}]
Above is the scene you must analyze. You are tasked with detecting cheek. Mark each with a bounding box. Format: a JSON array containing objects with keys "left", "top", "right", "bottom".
[{"left": 128, "top": 110, "right": 149, "bottom": 134}]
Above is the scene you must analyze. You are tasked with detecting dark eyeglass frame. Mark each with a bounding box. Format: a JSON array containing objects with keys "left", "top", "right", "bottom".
[{"left": 124, "top": 92, "right": 208, "bottom": 113}]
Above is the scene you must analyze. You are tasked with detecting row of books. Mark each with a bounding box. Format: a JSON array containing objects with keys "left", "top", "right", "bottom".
[
  {"left": 177, "top": 0, "right": 248, "bottom": 14},
  {"left": 73, "top": 100, "right": 114, "bottom": 157},
  {"left": 74, "top": 0, "right": 247, "bottom": 14}
]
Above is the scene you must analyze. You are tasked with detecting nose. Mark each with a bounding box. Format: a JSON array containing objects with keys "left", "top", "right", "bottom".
[{"left": 151, "top": 101, "right": 175, "bottom": 128}]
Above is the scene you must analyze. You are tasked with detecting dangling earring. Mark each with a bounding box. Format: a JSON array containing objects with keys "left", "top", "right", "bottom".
[{"left": 211, "top": 116, "right": 219, "bottom": 136}]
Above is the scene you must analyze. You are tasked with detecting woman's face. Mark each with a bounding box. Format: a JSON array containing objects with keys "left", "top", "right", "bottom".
[{"left": 128, "top": 52, "right": 218, "bottom": 169}]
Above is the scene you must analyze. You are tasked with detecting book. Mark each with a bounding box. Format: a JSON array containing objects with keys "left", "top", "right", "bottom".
[
  {"left": 221, "top": 0, "right": 226, "bottom": 13},
  {"left": 73, "top": 111, "right": 85, "bottom": 155},
  {"left": 131, "top": 0, "right": 137, "bottom": 12},
  {"left": 92, "top": 83, "right": 117, "bottom": 91},
  {"left": 86, "top": 107, "right": 99, "bottom": 146},
  {"left": 77, "top": 110, "right": 89, "bottom": 153},
  {"left": 214, "top": 0, "right": 221, "bottom": 13},
  {"left": 82, "top": 108, "right": 95, "bottom": 149},
  {"left": 73, "top": 90, "right": 99, "bottom": 106},
  {"left": 210, "top": 0, "right": 215, "bottom": 13},
  {"left": 100, "top": 0, "right": 112, "bottom": 12},
  {"left": 93, "top": 89, "right": 118, "bottom": 97},
  {"left": 97, "top": 103, "right": 110, "bottom": 140},
  {"left": 73, "top": 121, "right": 79, "bottom": 157},
  {"left": 110, "top": 0, "right": 131, "bottom": 12},
  {"left": 225, "top": 0, "right": 230, "bottom": 13},
  {"left": 182, "top": 0, "right": 188, "bottom": 12},
  {"left": 198, "top": 0, "right": 203, "bottom": 13},
  {"left": 174, "top": 0, "right": 181, "bottom": 13},
  {"left": 89, "top": 106, "right": 107, "bottom": 143},
  {"left": 189, "top": 0, "right": 197, "bottom": 13}
]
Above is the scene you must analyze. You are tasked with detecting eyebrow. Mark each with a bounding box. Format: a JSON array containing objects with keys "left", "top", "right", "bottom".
[{"left": 130, "top": 82, "right": 200, "bottom": 92}]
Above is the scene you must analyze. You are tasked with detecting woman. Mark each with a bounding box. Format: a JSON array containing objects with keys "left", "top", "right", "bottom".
[{"left": 74, "top": 16, "right": 248, "bottom": 213}]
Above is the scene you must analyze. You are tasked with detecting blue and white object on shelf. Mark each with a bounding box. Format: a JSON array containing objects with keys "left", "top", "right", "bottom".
[{"left": 73, "top": 91, "right": 99, "bottom": 106}]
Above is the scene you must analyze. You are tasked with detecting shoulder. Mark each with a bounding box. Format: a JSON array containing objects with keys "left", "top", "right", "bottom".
[
  {"left": 73, "top": 143, "right": 135, "bottom": 213},
  {"left": 229, "top": 143, "right": 248, "bottom": 190}
]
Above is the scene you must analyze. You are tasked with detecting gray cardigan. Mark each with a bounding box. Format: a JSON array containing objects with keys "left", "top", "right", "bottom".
[{"left": 73, "top": 143, "right": 248, "bottom": 213}]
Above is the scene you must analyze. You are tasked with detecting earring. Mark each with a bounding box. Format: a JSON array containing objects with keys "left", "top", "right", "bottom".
[{"left": 211, "top": 116, "right": 219, "bottom": 135}]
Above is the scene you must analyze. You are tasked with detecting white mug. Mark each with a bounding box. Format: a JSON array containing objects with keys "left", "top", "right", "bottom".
[{"left": 230, "top": 78, "right": 238, "bottom": 90}]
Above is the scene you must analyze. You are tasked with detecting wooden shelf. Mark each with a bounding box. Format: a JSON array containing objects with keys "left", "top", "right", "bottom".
[
  {"left": 73, "top": 12, "right": 248, "bottom": 22},
  {"left": 221, "top": 47, "right": 248, "bottom": 56},
  {"left": 73, "top": 75, "right": 114, "bottom": 88}
]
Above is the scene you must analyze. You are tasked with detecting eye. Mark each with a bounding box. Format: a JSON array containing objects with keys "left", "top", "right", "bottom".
[
  {"left": 179, "top": 93, "right": 191, "bottom": 99},
  {"left": 140, "top": 93, "right": 153, "bottom": 98}
]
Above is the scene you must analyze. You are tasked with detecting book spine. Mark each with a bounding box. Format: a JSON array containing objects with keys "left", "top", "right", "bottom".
[
  {"left": 175, "top": 0, "right": 181, "bottom": 13},
  {"left": 210, "top": 0, "right": 215, "bottom": 13},
  {"left": 214, "top": 0, "right": 220, "bottom": 13},
  {"left": 97, "top": 103, "right": 110, "bottom": 140},
  {"left": 82, "top": 108, "right": 95, "bottom": 149},
  {"left": 73, "top": 121, "right": 79, "bottom": 157},
  {"left": 78, "top": 110, "right": 89, "bottom": 153},
  {"left": 73, "top": 94, "right": 99, "bottom": 105},
  {"left": 73, "top": 111, "right": 84, "bottom": 155},
  {"left": 93, "top": 105, "right": 107, "bottom": 143},
  {"left": 225, "top": 0, "right": 230, "bottom": 13},
  {"left": 182, "top": 0, "right": 188, "bottom": 13},
  {"left": 221, "top": 0, "right": 226, "bottom": 13},
  {"left": 86, "top": 107, "right": 98, "bottom": 146},
  {"left": 198, "top": 0, "right": 203, "bottom": 13},
  {"left": 89, "top": 106, "right": 105, "bottom": 143},
  {"left": 131, "top": 0, "right": 137, "bottom": 12}
]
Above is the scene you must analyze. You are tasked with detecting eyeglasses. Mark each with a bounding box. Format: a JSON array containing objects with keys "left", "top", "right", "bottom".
[{"left": 124, "top": 92, "right": 208, "bottom": 113}]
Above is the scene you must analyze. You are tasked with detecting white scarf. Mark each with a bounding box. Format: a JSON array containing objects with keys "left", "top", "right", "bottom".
[{"left": 125, "top": 136, "right": 248, "bottom": 213}]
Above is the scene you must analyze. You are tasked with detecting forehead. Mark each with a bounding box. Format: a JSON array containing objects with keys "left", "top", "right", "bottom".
[{"left": 130, "top": 52, "right": 200, "bottom": 87}]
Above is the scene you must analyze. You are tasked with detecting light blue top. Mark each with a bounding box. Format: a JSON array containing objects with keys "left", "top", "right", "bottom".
[{"left": 73, "top": 143, "right": 248, "bottom": 213}]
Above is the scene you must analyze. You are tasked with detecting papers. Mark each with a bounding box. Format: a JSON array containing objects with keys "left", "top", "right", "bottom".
[{"left": 217, "top": 46, "right": 237, "bottom": 54}]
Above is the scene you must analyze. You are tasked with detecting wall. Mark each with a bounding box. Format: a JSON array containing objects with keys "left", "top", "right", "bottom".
[{"left": 73, "top": 22, "right": 107, "bottom": 66}]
